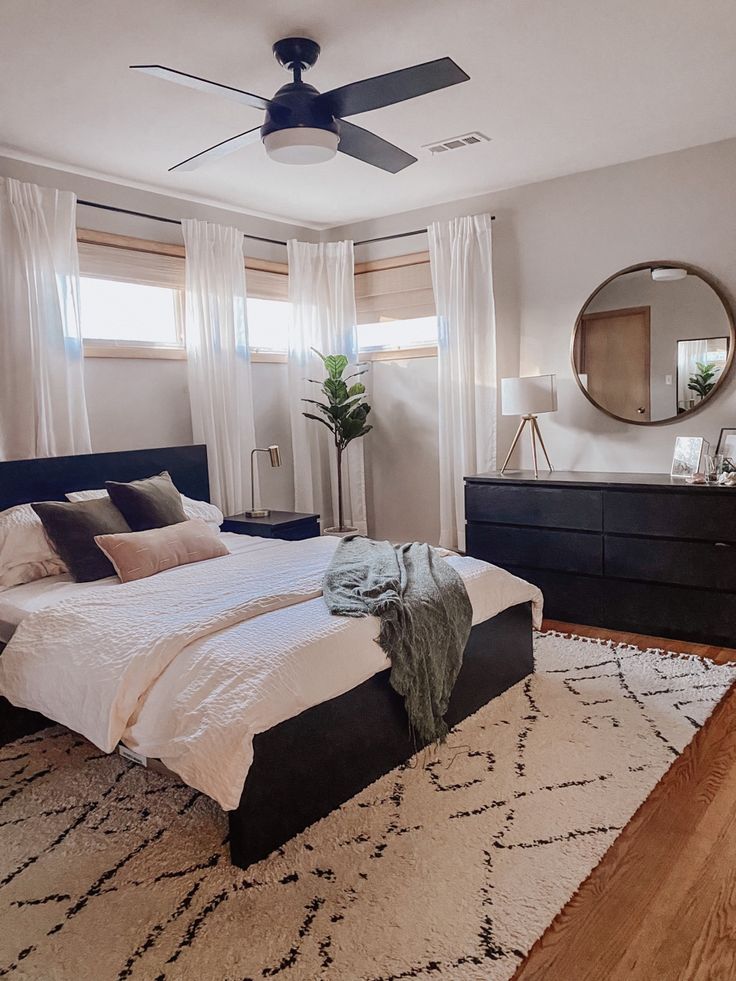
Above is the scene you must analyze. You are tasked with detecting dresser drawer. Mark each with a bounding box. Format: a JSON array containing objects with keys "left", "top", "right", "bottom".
[
  {"left": 467, "top": 523, "right": 602, "bottom": 575},
  {"left": 465, "top": 483, "right": 602, "bottom": 531},
  {"left": 604, "top": 489, "right": 736, "bottom": 542},
  {"left": 606, "top": 535, "right": 736, "bottom": 591},
  {"left": 506, "top": 567, "right": 605, "bottom": 626},
  {"left": 604, "top": 579, "right": 736, "bottom": 647}
]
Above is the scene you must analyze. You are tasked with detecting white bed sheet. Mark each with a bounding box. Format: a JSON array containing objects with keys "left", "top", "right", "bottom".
[
  {"left": 0, "top": 534, "right": 254, "bottom": 642},
  {"left": 0, "top": 534, "right": 543, "bottom": 809},
  {"left": 125, "top": 552, "right": 543, "bottom": 809}
]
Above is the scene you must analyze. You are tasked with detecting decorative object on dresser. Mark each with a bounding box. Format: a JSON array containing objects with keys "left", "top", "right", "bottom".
[
  {"left": 244, "top": 444, "right": 282, "bottom": 517},
  {"left": 465, "top": 470, "right": 736, "bottom": 646},
  {"left": 500, "top": 374, "right": 557, "bottom": 478},
  {"left": 302, "top": 351, "right": 372, "bottom": 534},
  {"left": 670, "top": 435, "right": 706, "bottom": 478},
  {"left": 221, "top": 509, "right": 320, "bottom": 541},
  {"left": 716, "top": 427, "right": 736, "bottom": 463},
  {"left": 572, "top": 261, "right": 734, "bottom": 425}
]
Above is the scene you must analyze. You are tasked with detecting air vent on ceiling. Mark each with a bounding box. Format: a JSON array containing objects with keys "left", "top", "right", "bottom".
[{"left": 423, "top": 131, "right": 491, "bottom": 155}]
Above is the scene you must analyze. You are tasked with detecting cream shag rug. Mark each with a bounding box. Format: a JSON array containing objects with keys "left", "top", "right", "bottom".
[{"left": 1, "top": 632, "right": 735, "bottom": 981}]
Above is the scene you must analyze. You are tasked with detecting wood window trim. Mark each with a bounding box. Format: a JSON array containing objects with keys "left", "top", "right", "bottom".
[
  {"left": 354, "top": 251, "right": 429, "bottom": 275},
  {"left": 83, "top": 340, "right": 287, "bottom": 364},
  {"left": 251, "top": 351, "right": 287, "bottom": 364},
  {"left": 359, "top": 345, "right": 437, "bottom": 362},
  {"left": 83, "top": 341, "right": 186, "bottom": 360}
]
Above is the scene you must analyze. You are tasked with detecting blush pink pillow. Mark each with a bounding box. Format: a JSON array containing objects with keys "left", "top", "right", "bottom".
[{"left": 95, "top": 519, "right": 229, "bottom": 583}]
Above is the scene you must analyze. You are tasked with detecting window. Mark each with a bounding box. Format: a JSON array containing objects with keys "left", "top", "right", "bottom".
[
  {"left": 247, "top": 297, "right": 290, "bottom": 353},
  {"left": 355, "top": 259, "right": 437, "bottom": 357},
  {"left": 77, "top": 236, "right": 290, "bottom": 360},
  {"left": 80, "top": 278, "right": 182, "bottom": 346},
  {"left": 357, "top": 315, "right": 438, "bottom": 352},
  {"left": 78, "top": 242, "right": 186, "bottom": 356}
]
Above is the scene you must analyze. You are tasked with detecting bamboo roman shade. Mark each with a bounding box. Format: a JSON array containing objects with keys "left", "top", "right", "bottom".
[
  {"left": 78, "top": 243, "right": 184, "bottom": 289},
  {"left": 354, "top": 260, "right": 435, "bottom": 323},
  {"left": 78, "top": 242, "right": 288, "bottom": 301},
  {"left": 245, "top": 265, "right": 288, "bottom": 301}
]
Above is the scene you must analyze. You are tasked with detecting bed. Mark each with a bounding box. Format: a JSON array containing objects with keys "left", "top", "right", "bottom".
[{"left": 0, "top": 445, "right": 541, "bottom": 868}]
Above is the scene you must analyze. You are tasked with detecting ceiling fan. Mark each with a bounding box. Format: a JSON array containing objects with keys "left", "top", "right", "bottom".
[{"left": 130, "top": 37, "right": 469, "bottom": 174}]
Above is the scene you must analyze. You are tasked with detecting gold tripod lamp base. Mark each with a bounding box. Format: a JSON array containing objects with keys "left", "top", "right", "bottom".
[{"left": 500, "top": 414, "right": 554, "bottom": 479}]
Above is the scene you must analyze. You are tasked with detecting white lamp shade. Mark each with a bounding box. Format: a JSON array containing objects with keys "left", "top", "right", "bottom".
[
  {"left": 502, "top": 374, "right": 558, "bottom": 416},
  {"left": 264, "top": 128, "right": 339, "bottom": 165}
]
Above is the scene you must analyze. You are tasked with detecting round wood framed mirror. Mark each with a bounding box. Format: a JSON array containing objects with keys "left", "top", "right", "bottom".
[{"left": 571, "top": 262, "right": 735, "bottom": 425}]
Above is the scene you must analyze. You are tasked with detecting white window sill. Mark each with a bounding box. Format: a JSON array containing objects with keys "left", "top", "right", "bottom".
[
  {"left": 359, "top": 345, "right": 437, "bottom": 362},
  {"left": 83, "top": 342, "right": 288, "bottom": 364},
  {"left": 251, "top": 351, "right": 287, "bottom": 364},
  {"left": 83, "top": 342, "right": 186, "bottom": 360}
]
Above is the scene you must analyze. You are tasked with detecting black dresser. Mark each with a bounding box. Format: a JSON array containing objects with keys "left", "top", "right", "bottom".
[{"left": 465, "top": 471, "right": 736, "bottom": 646}]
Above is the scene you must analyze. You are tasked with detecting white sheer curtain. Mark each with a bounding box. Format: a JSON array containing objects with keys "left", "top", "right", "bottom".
[
  {"left": 677, "top": 338, "right": 708, "bottom": 408},
  {"left": 0, "top": 177, "right": 91, "bottom": 460},
  {"left": 182, "top": 219, "right": 256, "bottom": 514},
  {"left": 287, "top": 239, "right": 367, "bottom": 534},
  {"left": 429, "top": 213, "right": 496, "bottom": 551}
]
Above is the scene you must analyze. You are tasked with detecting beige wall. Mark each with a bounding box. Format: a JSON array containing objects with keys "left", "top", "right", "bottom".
[
  {"left": 364, "top": 356, "right": 441, "bottom": 543},
  {"left": 333, "top": 138, "right": 736, "bottom": 542},
  {"left": 82, "top": 356, "right": 296, "bottom": 511}
]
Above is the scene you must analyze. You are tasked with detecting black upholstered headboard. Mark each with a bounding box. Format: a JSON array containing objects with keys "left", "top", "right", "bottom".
[{"left": 0, "top": 445, "right": 210, "bottom": 511}]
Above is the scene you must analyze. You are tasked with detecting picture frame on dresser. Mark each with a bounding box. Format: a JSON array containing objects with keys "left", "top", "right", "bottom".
[
  {"left": 670, "top": 435, "right": 706, "bottom": 478},
  {"left": 716, "top": 427, "right": 736, "bottom": 462}
]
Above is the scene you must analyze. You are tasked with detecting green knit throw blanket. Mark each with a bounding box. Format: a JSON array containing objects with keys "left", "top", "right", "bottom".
[{"left": 323, "top": 535, "right": 472, "bottom": 744}]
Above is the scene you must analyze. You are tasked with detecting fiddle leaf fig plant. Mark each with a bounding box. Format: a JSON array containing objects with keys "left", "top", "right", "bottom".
[
  {"left": 688, "top": 360, "right": 720, "bottom": 400},
  {"left": 302, "top": 349, "right": 372, "bottom": 532}
]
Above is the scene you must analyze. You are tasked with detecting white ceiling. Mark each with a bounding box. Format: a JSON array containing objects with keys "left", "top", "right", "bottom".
[{"left": 2, "top": 0, "right": 736, "bottom": 228}]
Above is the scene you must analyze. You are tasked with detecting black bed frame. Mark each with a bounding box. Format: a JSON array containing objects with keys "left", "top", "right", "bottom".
[{"left": 0, "top": 445, "right": 535, "bottom": 868}]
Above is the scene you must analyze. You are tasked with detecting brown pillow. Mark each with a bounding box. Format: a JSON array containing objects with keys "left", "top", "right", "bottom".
[
  {"left": 105, "top": 471, "right": 188, "bottom": 531},
  {"left": 32, "top": 498, "right": 131, "bottom": 583},
  {"left": 95, "top": 519, "right": 230, "bottom": 583}
]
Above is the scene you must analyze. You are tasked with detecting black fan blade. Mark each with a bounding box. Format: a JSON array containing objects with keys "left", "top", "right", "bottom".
[
  {"left": 169, "top": 127, "right": 262, "bottom": 172},
  {"left": 317, "top": 57, "right": 468, "bottom": 119},
  {"left": 338, "top": 120, "right": 416, "bottom": 173},
  {"left": 130, "top": 65, "right": 285, "bottom": 116}
]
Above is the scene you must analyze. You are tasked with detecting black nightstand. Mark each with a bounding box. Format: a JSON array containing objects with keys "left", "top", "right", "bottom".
[{"left": 221, "top": 510, "right": 320, "bottom": 541}]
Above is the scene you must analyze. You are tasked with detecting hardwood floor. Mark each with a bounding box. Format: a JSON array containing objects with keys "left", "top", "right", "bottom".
[{"left": 512, "top": 620, "right": 736, "bottom": 981}]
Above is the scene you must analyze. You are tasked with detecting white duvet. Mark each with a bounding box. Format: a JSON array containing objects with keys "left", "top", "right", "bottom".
[{"left": 0, "top": 534, "right": 542, "bottom": 809}]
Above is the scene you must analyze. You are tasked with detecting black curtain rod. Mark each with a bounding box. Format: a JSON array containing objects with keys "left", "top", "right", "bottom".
[
  {"left": 355, "top": 217, "right": 495, "bottom": 247},
  {"left": 77, "top": 199, "right": 287, "bottom": 247},
  {"left": 76, "top": 198, "right": 495, "bottom": 249}
]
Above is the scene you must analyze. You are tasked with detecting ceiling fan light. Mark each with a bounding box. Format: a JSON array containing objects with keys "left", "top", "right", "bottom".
[
  {"left": 651, "top": 266, "right": 688, "bottom": 282},
  {"left": 263, "top": 127, "right": 339, "bottom": 164}
]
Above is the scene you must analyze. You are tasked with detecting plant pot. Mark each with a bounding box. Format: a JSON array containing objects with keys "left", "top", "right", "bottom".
[{"left": 323, "top": 526, "right": 357, "bottom": 538}]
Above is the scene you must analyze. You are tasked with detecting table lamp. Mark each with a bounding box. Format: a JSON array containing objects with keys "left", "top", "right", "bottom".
[
  {"left": 500, "top": 375, "right": 557, "bottom": 478},
  {"left": 245, "top": 445, "right": 282, "bottom": 517}
]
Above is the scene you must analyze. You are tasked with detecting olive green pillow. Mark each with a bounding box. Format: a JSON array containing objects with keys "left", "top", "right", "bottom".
[
  {"left": 105, "top": 471, "right": 188, "bottom": 532},
  {"left": 32, "top": 498, "right": 131, "bottom": 583}
]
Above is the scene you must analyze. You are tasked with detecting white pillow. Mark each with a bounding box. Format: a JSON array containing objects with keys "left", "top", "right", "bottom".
[
  {"left": 0, "top": 503, "right": 67, "bottom": 591},
  {"left": 65, "top": 488, "right": 224, "bottom": 531}
]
